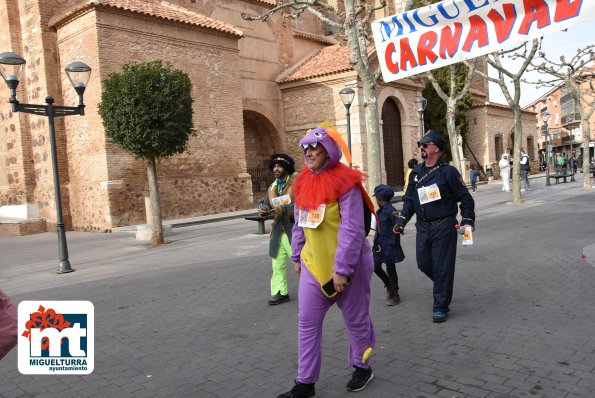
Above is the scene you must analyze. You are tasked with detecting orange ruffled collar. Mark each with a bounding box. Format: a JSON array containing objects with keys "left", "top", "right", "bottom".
[{"left": 293, "top": 163, "right": 367, "bottom": 210}]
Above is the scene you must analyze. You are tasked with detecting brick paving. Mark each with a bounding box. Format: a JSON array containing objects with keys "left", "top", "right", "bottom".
[{"left": 1, "top": 177, "right": 595, "bottom": 397}]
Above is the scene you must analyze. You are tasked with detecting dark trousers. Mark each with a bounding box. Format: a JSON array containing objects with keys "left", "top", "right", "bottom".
[
  {"left": 415, "top": 217, "right": 458, "bottom": 312},
  {"left": 373, "top": 262, "right": 398, "bottom": 291}
]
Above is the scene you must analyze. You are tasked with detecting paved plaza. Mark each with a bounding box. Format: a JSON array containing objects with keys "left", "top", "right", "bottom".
[{"left": 1, "top": 176, "right": 595, "bottom": 398}]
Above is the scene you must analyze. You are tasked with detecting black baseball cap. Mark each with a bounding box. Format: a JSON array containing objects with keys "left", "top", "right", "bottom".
[{"left": 418, "top": 130, "right": 445, "bottom": 151}]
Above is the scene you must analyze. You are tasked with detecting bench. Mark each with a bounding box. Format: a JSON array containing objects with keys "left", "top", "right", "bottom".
[
  {"left": 548, "top": 173, "right": 568, "bottom": 184},
  {"left": 244, "top": 214, "right": 274, "bottom": 234}
]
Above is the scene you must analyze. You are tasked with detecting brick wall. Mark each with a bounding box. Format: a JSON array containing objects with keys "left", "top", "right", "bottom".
[{"left": 0, "top": 0, "right": 35, "bottom": 207}]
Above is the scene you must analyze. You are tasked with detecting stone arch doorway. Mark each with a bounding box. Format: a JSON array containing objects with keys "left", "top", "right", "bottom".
[
  {"left": 243, "top": 110, "right": 280, "bottom": 195},
  {"left": 381, "top": 98, "right": 404, "bottom": 188}
]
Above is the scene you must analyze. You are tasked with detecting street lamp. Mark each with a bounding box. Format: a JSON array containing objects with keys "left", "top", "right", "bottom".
[
  {"left": 339, "top": 87, "right": 355, "bottom": 167},
  {"left": 0, "top": 52, "right": 91, "bottom": 274},
  {"left": 414, "top": 96, "right": 427, "bottom": 138},
  {"left": 567, "top": 113, "right": 576, "bottom": 182},
  {"left": 541, "top": 110, "right": 551, "bottom": 187}
]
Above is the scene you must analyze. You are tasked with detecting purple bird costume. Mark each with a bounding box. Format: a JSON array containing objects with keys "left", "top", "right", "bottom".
[{"left": 290, "top": 127, "right": 375, "bottom": 384}]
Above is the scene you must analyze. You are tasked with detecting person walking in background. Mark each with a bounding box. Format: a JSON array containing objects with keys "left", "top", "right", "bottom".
[
  {"left": 499, "top": 154, "right": 511, "bottom": 192},
  {"left": 520, "top": 149, "right": 531, "bottom": 191},
  {"left": 570, "top": 154, "right": 577, "bottom": 175},
  {"left": 277, "top": 124, "right": 376, "bottom": 398},
  {"left": 372, "top": 184, "right": 405, "bottom": 306},
  {"left": 393, "top": 130, "right": 475, "bottom": 323},
  {"left": 470, "top": 165, "right": 478, "bottom": 192},
  {"left": 404, "top": 158, "right": 418, "bottom": 192},
  {"left": 557, "top": 153, "right": 565, "bottom": 173},
  {"left": 258, "top": 153, "right": 296, "bottom": 306}
]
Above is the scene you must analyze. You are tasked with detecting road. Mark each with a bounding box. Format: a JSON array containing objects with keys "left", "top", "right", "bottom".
[{"left": 1, "top": 177, "right": 595, "bottom": 397}]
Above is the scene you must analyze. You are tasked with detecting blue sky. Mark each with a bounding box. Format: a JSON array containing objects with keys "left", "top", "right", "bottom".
[{"left": 489, "top": 20, "right": 595, "bottom": 107}]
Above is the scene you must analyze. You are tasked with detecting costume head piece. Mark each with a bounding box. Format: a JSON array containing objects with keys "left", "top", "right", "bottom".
[
  {"left": 299, "top": 120, "right": 352, "bottom": 172},
  {"left": 269, "top": 153, "right": 295, "bottom": 175},
  {"left": 418, "top": 129, "right": 445, "bottom": 151}
]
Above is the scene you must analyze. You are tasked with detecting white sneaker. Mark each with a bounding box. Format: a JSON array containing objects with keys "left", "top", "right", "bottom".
[{"left": 521, "top": 189, "right": 526, "bottom": 192}]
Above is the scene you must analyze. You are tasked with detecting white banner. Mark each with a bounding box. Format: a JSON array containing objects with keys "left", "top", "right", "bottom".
[{"left": 372, "top": 0, "right": 595, "bottom": 82}]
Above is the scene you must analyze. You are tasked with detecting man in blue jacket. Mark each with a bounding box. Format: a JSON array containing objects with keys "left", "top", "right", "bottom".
[{"left": 393, "top": 130, "right": 475, "bottom": 323}]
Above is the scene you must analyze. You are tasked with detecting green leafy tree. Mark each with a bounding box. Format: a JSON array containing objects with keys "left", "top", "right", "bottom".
[{"left": 98, "top": 61, "right": 194, "bottom": 246}]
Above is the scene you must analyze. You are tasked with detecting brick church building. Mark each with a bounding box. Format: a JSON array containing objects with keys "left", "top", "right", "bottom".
[{"left": 0, "top": 0, "right": 533, "bottom": 233}]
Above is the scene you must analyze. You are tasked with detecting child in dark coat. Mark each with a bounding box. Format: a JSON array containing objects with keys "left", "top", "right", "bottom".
[{"left": 372, "top": 184, "right": 405, "bottom": 306}]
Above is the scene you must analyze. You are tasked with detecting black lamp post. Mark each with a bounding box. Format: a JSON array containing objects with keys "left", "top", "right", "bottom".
[
  {"left": 542, "top": 110, "right": 551, "bottom": 187},
  {"left": 567, "top": 113, "right": 576, "bottom": 182},
  {"left": 414, "top": 96, "right": 427, "bottom": 138},
  {"left": 339, "top": 87, "right": 355, "bottom": 166},
  {"left": 0, "top": 52, "right": 91, "bottom": 274}
]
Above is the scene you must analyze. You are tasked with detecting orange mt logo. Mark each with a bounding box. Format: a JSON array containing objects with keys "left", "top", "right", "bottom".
[{"left": 22, "top": 306, "right": 72, "bottom": 354}]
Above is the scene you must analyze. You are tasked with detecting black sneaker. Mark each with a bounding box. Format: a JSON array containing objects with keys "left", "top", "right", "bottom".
[
  {"left": 346, "top": 366, "right": 374, "bottom": 392},
  {"left": 268, "top": 292, "right": 290, "bottom": 306},
  {"left": 277, "top": 381, "right": 315, "bottom": 398}
]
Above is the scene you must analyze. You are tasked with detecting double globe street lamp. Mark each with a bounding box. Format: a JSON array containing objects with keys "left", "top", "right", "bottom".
[{"left": 0, "top": 52, "right": 91, "bottom": 274}]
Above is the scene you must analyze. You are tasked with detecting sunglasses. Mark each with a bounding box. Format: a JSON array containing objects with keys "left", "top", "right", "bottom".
[
  {"left": 418, "top": 142, "right": 435, "bottom": 149},
  {"left": 301, "top": 142, "right": 319, "bottom": 150}
]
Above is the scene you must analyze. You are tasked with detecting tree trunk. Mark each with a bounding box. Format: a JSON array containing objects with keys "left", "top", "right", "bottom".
[
  {"left": 147, "top": 157, "right": 164, "bottom": 246},
  {"left": 446, "top": 99, "right": 462, "bottom": 174},
  {"left": 361, "top": 79, "right": 382, "bottom": 191},
  {"left": 581, "top": 117, "right": 592, "bottom": 189},
  {"left": 572, "top": 89, "right": 593, "bottom": 189},
  {"left": 511, "top": 105, "right": 523, "bottom": 204}
]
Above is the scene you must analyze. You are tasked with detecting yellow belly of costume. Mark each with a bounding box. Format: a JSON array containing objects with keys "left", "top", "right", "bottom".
[{"left": 300, "top": 201, "right": 340, "bottom": 286}]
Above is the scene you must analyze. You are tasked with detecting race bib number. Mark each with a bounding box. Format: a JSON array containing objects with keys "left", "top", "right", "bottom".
[
  {"left": 417, "top": 183, "right": 441, "bottom": 205},
  {"left": 272, "top": 194, "right": 292, "bottom": 207},
  {"left": 298, "top": 205, "right": 326, "bottom": 228}
]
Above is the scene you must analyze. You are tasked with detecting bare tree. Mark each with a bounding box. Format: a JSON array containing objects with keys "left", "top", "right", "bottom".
[
  {"left": 426, "top": 61, "right": 477, "bottom": 175},
  {"left": 242, "top": 1, "right": 387, "bottom": 189},
  {"left": 468, "top": 40, "right": 539, "bottom": 204},
  {"left": 528, "top": 45, "right": 595, "bottom": 188},
  {"left": 411, "top": 0, "right": 477, "bottom": 178}
]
